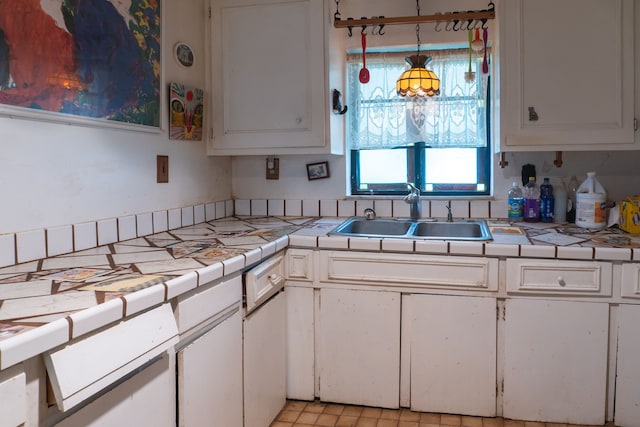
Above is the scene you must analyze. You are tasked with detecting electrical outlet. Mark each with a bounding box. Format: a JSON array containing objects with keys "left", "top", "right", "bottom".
[
  {"left": 266, "top": 157, "right": 279, "bottom": 180},
  {"left": 157, "top": 155, "right": 169, "bottom": 183}
]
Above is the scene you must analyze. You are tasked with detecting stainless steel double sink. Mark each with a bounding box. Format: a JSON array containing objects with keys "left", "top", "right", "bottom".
[{"left": 328, "top": 217, "right": 492, "bottom": 241}]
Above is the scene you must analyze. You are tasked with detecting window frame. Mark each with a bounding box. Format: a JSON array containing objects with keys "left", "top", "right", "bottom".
[{"left": 349, "top": 75, "right": 492, "bottom": 198}]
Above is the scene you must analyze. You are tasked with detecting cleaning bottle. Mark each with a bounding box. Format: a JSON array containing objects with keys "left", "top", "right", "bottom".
[
  {"left": 575, "top": 172, "right": 607, "bottom": 229},
  {"left": 566, "top": 175, "right": 579, "bottom": 223},
  {"left": 553, "top": 179, "right": 567, "bottom": 223},
  {"left": 523, "top": 177, "right": 540, "bottom": 222},
  {"left": 540, "top": 178, "right": 554, "bottom": 223},
  {"left": 507, "top": 182, "right": 524, "bottom": 221}
]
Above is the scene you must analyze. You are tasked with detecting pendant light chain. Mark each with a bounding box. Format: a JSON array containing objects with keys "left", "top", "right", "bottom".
[
  {"left": 396, "top": 0, "right": 440, "bottom": 97},
  {"left": 415, "top": 0, "right": 421, "bottom": 54}
]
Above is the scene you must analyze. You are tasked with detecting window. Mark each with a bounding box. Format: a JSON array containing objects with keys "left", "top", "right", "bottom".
[{"left": 347, "top": 49, "right": 491, "bottom": 196}]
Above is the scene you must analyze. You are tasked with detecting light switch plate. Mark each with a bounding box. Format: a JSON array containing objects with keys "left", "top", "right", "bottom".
[
  {"left": 157, "top": 155, "right": 169, "bottom": 183},
  {"left": 266, "top": 158, "right": 279, "bottom": 180}
]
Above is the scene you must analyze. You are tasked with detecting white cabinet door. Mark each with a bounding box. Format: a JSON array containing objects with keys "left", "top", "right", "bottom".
[
  {"left": 503, "top": 299, "right": 608, "bottom": 424},
  {"left": 177, "top": 310, "right": 243, "bottom": 427},
  {"left": 286, "top": 286, "right": 315, "bottom": 400},
  {"left": 407, "top": 294, "right": 496, "bottom": 417},
  {"left": 0, "top": 370, "right": 26, "bottom": 427},
  {"left": 244, "top": 291, "right": 287, "bottom": 427},
  {"left": 318, "top": 288, "right": 400, "bottom": 408},
  {"left": 54, "top": 354, "right": 175, "bottom": 427},
  {"left": 500, "top": 0, "right": 636, "bottom": 151},
  {"left": 614, "top": 304, "right": 640, "bottom": 427},
  {"left": 209, "top": 0, "right": 342, "bottom": 155}
]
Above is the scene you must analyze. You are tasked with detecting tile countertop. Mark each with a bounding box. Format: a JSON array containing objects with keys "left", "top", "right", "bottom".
[{"left": 0, "top": 215, "right": 639, "bottom": 369}]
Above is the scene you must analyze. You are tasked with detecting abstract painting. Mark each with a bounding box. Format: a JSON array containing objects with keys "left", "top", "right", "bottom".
[
  {"left": 0, "top": 0, "right": 161, "bottom": 128},
  {"left": 169, "top": 82, "right": 204, "bottom": 140}
]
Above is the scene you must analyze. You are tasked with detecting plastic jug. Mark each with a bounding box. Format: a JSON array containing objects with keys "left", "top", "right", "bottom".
[{"left": 575, "top": 172, "right": 607, "bottom": 229}]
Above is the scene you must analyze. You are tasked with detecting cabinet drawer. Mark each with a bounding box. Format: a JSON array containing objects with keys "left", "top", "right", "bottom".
[
  {"left": 174, "top": 274, "right": 241, "bottom": 333},
  {"left": 621, "top": 263, "right": 640, "bottom": 300},
  {"left": 320, "top": 251, "right": 498, "bottom": 291},
  {"left": 506, "top": 259, "right": 612, "bottom": 296},
  {"left": 244, "top": 254, "right": 285, "bottom": 313},
  {"left": 285, "top": 249, "right": 314, "bottom": 282},
  {"left": 44, "top": 304, "right": 178, "bottom": 411}
]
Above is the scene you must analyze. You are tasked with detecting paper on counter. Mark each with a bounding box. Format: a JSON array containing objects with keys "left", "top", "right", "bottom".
[{"left": 531, "top": 232, "right": 588, "bottom": 246}]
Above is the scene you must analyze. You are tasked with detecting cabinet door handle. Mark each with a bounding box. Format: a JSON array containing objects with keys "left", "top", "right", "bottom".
[
  {"left": 557, "top": 276, "right": 566, "bottom": 286},
  {"left": 528, "top": 106, "right": 539, "bottom": 121},
  {"left": 268, "top": 274, "right": 285, "bottom": 287}
]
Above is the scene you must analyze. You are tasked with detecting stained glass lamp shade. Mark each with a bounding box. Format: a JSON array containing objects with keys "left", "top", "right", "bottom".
[{"left": 396, "top": 54, "right": 440, "bottom": 97}]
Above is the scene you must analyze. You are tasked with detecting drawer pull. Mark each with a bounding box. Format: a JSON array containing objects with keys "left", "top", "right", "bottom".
[
  {"left": 268, "top": 274, "right": 285, "bottom": 286},
  {"left": 557, "top": 276, "right": 566, "bottom": 287}
]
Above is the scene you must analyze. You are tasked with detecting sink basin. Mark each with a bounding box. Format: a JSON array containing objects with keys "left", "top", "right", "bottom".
[
  {"left": 330, "top": 219, "right": 412, "bottom": 236},
  {"left": 328, "top": 217, "right": 492, "bottom": 241},
  {"left": 413, "top": 221, "right": 489, "bottom": 239}
]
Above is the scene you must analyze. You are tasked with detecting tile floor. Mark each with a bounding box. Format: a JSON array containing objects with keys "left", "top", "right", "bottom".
[{"left": 270, "top": 400, "right": 615, "bottom": 427}]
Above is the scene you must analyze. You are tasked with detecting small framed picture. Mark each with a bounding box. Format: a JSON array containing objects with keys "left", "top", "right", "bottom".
[
  {"left": 306, "top": 161, "right": 330, "bottom": 180},
  {"left": 174, "top": 42, "right": 194, "bottom": 68}
]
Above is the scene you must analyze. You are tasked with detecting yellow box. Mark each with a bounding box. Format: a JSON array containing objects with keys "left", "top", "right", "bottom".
[{"left": 619, "top": 197, "right": 640, "bottom": 234}]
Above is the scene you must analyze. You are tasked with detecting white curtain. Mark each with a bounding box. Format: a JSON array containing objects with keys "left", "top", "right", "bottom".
[{"left": 347, "top": 49, "right": 488, "bottom": 150}]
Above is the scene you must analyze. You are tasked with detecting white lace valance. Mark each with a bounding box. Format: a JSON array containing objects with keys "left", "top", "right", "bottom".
[{"left": 347, "top": 49, "right": 488, "bottom": 150}]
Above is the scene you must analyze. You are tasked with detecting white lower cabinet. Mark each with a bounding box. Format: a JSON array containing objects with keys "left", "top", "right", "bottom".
[
  {"left": 318, "top": 288, "right": 400, "bottom": 408},
  {"left": 54, "top": 354, "right": 175, "bottom": 427},
  {"left": 286, "top": 286, "right": 315, "bottom": 400},
  {"left": 177, "top": 310, "right": 243, "bottom": 427},
  {"left": 405, "top": 294, "right": 497, "bottom": 417},
  {"left": 503, "top": 299, "right": 609, "bottom": 425},
  {"left": 614, "top": 304, "right": 640, "bottom": 427},
  {"left": 0, "top": 368, "right": 26, "bottom": 427},
  {"left": 244, "top": 291, "right": 287, "bottom": 427}
]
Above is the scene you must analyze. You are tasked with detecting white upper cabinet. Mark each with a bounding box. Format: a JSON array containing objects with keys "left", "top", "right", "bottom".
[
  {"left": 499, "top": 0, "right": 637, "bottom": 151},
  {"left": 208, "top": 0, "right": 344, "bottom": 155}
]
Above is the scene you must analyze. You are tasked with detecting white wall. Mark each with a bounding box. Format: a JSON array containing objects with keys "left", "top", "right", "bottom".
[
  {"left": 497, "top": 151, "right": 640, "bottom": 203},
  {"left": 0, "top": 1, "right": 231, "bottom": 235},
  {"left": 232, "top": 0, "right": 640, "bottom": 208}
]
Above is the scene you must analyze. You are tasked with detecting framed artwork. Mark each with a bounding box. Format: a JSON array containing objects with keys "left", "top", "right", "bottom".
[
  {"left": 0, "top": 1, "right": 161, "bottom": 130},
  {"left": 174, "top": 43, "right": 194, "bottom": 68},
  {"left": 307, "top": 161, "right": 330, "bottom": 180},
  {"left": 169, "top": 82, "right": 204, "bottom": 140}
]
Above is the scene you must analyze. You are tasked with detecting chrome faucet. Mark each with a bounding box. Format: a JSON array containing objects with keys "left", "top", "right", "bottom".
[
  {"left": 404, "top": 183, "right": 421, "bottom": 220},
  {"left": 445, "top": 201, "right": 453, "bottom": 222},
  {"left": 363, "top": 208, "right": 376, "bottom": 220}
]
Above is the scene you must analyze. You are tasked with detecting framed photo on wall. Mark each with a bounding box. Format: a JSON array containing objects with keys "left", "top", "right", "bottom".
[
  {"left": 307, "top": 161, "right": 330, "bottom": 180},
  {"left": 174, "top": 42, "right": 194, "bottom": 68},
  {"left": 169, "top": 82, "right": 204, "bottom": 141}
]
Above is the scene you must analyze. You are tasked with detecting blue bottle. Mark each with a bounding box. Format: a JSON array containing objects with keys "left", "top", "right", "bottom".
[{"left": 540, "top": 178, "right": 555, "bottom": 223}]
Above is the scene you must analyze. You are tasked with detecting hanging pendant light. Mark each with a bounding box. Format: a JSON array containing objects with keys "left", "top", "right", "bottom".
[
  {"left": 396, "top": 0, "right": 440, "bottom": 97},
  {"left": 396, "top": 54, "right": 440, "bottom": 97}
]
